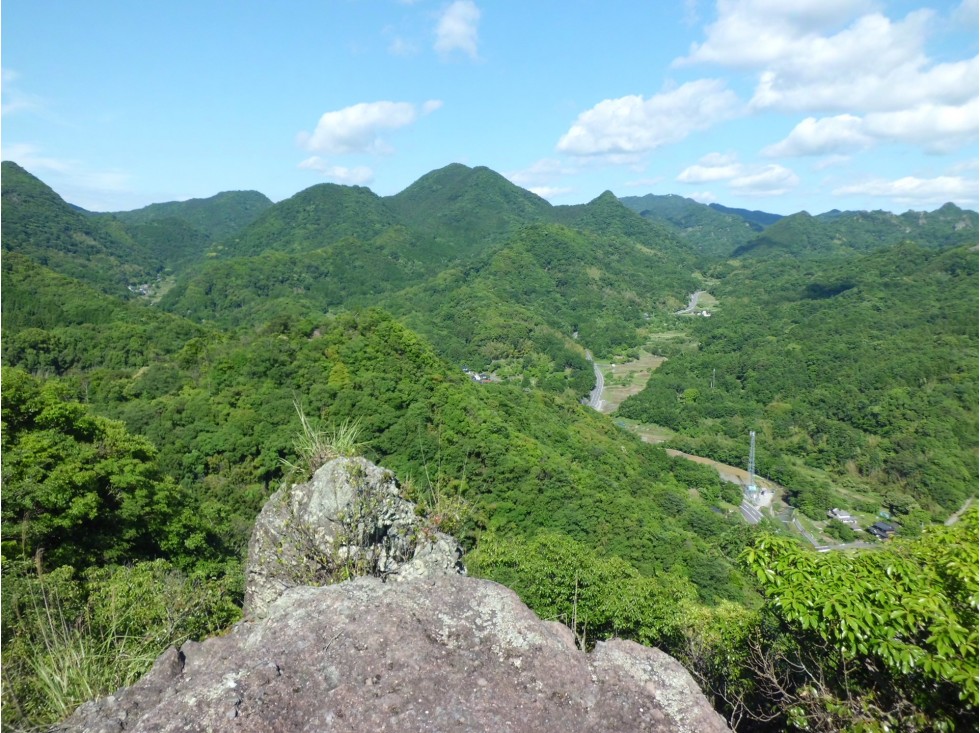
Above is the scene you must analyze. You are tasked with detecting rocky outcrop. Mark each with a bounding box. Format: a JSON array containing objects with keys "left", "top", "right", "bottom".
[
  {"left": 57, "top": 575, "right": 729, "bottom": 733},
  {"left": 244, "top": 456, "right": 465, "bottom": 618},
  {"left": 57, "top": 457, "right": 729, "bottom": 732}
]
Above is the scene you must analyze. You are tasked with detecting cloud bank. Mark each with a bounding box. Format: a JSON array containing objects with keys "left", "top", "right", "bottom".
[
  {"left": 435, "top": 1, "right": 481, "bottom": 59},
  {"left": 556, "top": 80, "right": 741, "bottom": 157},
  {"left": 298, "top": 100, "right": 442, "bottom": 156}
]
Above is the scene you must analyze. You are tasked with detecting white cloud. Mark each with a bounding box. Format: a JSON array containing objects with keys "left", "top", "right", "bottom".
[
  {"left": 833, "top": 175, "right": 978, "bottom": 206},
  {"left": 764, "top": 99, "right": 979, "bottom": 157},
  {"left": 863, "top": 99, "right": 979, "bottom": 153},
  {"left": 556, "top": 80, "right": 741, "bottom": 156},
  {"left": 746, "top": 11, "right": 978, "bottom": 113},
  {"left": 682, "top": 0, "right": 701, "bottom": 26},
  {"left": 813, "top": 154, "right": 852, "bottom": 170},
  {"left": 298, "top": 157, "right": 374, "bottom": 185},
  {"left": 1, "top": 70, "right": 43, "bottom": 116},
  {"left": 388, "top": 37, "right": 418, "bottom": 57},
  {"left": 2, "top": 142, "right": 71, "bottom": 173},
  {"left": 677, "top": 0, "right": 878, "bottom": 68},
  {"left": 676, "top": 153, "right": 799, "bottom": 196},
  {"left": 529, "top": 186, "right": 573, "bottom": 200},
  {"left": 688, "top": 190, "right": 718, "bottom": 203},
  {"left": 948, "top": 157, "right": 979, "bottom": 175},
  {"left": 730, "top": 164, "right": 800, "bottom": 195},
  {"left": 623, "top": 176, "right": 666, "bottom": 188},
  {"left": 435, "top": 1, "right": 481, "bottom": 59},
  {"left": 3, "top": 142, "right": 134, "bottom": 210},
  {"left": 954, "top": 0, "right": 979, "bottom": 25},
  {"left": 4, "top": 143, "right": 130, "bottom": 191},
  {"left": 763, "top": 115, "right": 872, "bottom": 157},
  {"left": 298, "top": 100, "right": 441, "bottom": 156},
  {"left": 678, "top": 2, "right": 978, "bottom": 118},
  {"left": 506, "top": 158, "right": 577, "bottom": 187},
  {"left": 677, "top": 152, "right": 742, "bottom": 182}
]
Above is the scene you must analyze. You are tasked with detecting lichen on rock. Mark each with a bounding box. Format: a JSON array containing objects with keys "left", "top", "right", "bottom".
[
  {"left": 55, "top": 456, "right": 730, "bottom": 732},
  {"left": 56, "top": 576, "right": 730, "bottom": 733},
  {"left": 243, "top": 456, "right": 465, "bottom": 619}
]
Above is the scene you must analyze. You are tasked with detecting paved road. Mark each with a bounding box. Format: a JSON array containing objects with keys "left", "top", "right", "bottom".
[
  {"left": 945, "top": 496, "right": 974, "bottom": 526},
  {"left": 675, "top": 290, "right": 706, "bottom": 315},
  {"left": 584, "top": 350, "right": 604, "bottom": 410},
  {"left": 586, "top": 342, "right": 882, "bottom": 552},
  {"left": 740, "top": 500, "right": 763, "bottom": 524}
]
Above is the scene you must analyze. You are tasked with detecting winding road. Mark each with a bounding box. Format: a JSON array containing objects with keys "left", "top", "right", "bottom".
[
  {"left": 945, "top": 496, "right": 974, "bottom": 526},
  {"left": 580, "top": 297, "right": 886, "bottom": 552},
  {"left": 584, "top": 350, "right": 604, "bottom": 411},
  {"left": 675, "top": 290, "right": 706, "bottom": 315}
]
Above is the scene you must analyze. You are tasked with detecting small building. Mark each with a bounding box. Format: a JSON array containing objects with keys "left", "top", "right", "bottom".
[
  {"left": 827, "top": 508, "right": 859, "bottom": 526},
  {"left": 867, "top": 521, "right": 896, "bottom": 540}
]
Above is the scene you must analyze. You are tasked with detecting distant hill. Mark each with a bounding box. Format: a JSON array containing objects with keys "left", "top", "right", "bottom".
[
  {"left": 554, "top": 191, "right": 697, "bottom": 266},
  {"left": 216, "top": 183, "right": 398, "bottom": 259},
  {"left": 387, "top": 217, "right": 698, "bottom": 394},
  {"left": 732, "top": 204, "right": 979, "bottom": 258},
  {"left": 619, "top": 237, "right": 979, "bottom": 519},
  {"left": 158, "top": 230, "right": 431, "bottom": 327},
  {"left": 385, "top": 163, "right": 554, "bottom": 262},
  {"left": 815, "top": 203, "right": 979, "bottom": 250},
  {"left": 114, "top": 218, "right": 212, "bottom": 276},
  {"left": 618, "top": 193, "right": 764, "bottom": 258},
  {"left": 109, "top": 190, "right": 272, "bottom": 242},
  {"left": 1, "top": 161, "right": 159, "bottom": 294},
  {"left": 708, "top": 202, "right": 783, "bottom": 228},
  {"left": 157, "top": 171, "right": 699, "bottom": 396},
  {"left": 1, "top": 251, "right": 206, "bottom": 373}
]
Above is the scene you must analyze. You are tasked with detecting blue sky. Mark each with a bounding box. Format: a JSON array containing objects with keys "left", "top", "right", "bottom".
[{"left": 3, "top": 0, "right": 977, "bottom": 214}]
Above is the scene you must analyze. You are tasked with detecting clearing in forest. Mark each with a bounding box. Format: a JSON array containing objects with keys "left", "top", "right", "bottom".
[{"left": 595, "top": 351, "right": 665, "bottom": 414}]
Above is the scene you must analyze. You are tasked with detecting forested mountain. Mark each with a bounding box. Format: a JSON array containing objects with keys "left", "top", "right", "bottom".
[
  {"left": 2, "top": 253, "right": 206, "bottom": 372},
  {"left": 2, "top": 161, "right": 977, "bottom": 732},
  {"left": 386, "top": 163, "right": 555, "bottom": 260},
  {"left": 619, "top": 240, "right": 978, "bottom": 520},
  {"left": 0, "top": 162, "right": 159, "bottom": 294},
  {"left": 624, "top": 190, "right": 977, "bottom": 260},
  {"left": 217, "top": 182, "right": 400, "bottom": 258},
  {"left": 0, "top": 162, "right": 753, "bottom": 591},
  {"left": 155, "top": 167, "right": 700, "bottom": 395},
  {"left": 732, "top": 204, "right": 978, "bottom": 258},
  {"left": 707, "top": 202, "right": 783, "bottom": 228},
  {"left": 619, "top": 192, "right": 765, "bottom": 257},
  {"left": 108, "top": 189, "right": 272, "bottom": 242},
  {"left": 387, "top": 216, "right": 697, "bottom": 392}
]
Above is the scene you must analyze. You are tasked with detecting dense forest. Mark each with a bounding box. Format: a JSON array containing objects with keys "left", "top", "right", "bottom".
[{"left": 1, "top": 160, "right": 976, "bottom": 731}]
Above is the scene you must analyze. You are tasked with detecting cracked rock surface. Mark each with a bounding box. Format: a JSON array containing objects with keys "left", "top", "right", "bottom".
[
  {"left": 244, "top": 456, "right": 464, "bottom": 619},
  {"left": 56, "top": 575, "right": 729, "bottom": 733}
]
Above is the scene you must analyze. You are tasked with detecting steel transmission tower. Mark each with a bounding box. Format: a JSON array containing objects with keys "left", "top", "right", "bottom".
[{"left": 747, "top": 430, "right": 757, "bottom": 494}]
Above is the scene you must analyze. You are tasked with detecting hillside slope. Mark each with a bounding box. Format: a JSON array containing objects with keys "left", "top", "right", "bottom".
[
  {"left": 1, "top": 161, "right": 158, "bottom": 294},
  {"left": 619, "top": 240, "right": 979, "bottom": 519}
]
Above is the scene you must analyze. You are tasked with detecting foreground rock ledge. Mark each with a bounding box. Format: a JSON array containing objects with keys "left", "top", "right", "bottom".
[{"left": 57, "top": 575, "right": 729, "bottom": 733}]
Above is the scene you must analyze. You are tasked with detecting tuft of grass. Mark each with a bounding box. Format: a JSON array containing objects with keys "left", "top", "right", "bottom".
[
  {"left": 283, "top": 402, "right": 364, "bottom": 480},
  {"left": 2, "top": 561, "right": 239, "bottom": 731},
  {"left": 23, "top": 590, "right": 157, "bottom": 722}
]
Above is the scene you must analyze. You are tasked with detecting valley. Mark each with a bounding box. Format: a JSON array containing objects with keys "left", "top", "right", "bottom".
[
  {"left": 2, "top": 160, "right": 976, "bottom": 732},
  {"left": 586, "top": 297, "right": 883, "bottom": 550}
]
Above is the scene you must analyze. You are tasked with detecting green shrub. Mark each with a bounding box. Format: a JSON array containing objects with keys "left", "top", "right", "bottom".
[{"left": 1, "top": 560, "right": 240, "bottom": 730}]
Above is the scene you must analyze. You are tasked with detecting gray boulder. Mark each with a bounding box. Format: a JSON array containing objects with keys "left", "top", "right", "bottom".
[
  {"left": 243, "top": 456, "right": 465, "bottom": 618},
  {"left": 57, "top": 575, "right": 730, "bottom": 733}
]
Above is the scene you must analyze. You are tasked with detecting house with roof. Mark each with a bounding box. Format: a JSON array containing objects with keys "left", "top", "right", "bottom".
[
  {"left": 867, "top": 521, "right": 896, "bottom": 540},
  {"left": 827, "top": 508, "right": 859, "bottom": 526}
]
